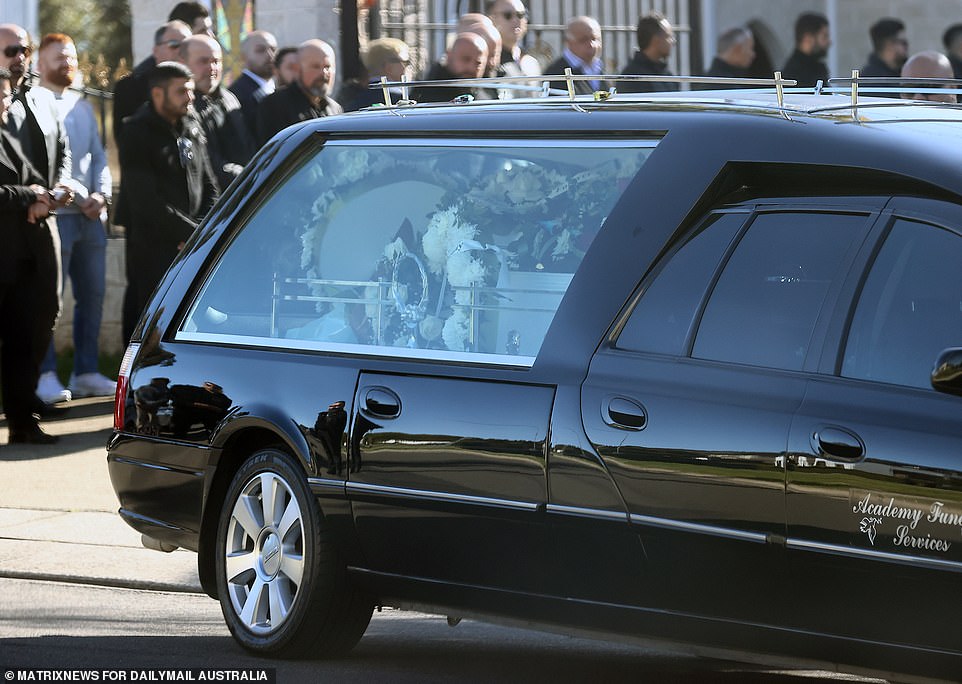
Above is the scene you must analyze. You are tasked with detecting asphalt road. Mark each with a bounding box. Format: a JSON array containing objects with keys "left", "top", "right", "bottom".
[
  {"left": 0, "top": 578, "right": 888, "bottom": 684},
  {"left": 0, "top": 398, "right": 885, "bottom": 683}
]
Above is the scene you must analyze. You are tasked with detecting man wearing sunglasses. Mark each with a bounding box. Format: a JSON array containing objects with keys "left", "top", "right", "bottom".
[
  {"left": 486, "top": 0, "right": 540, "bottom": 79},
  {"left": 112, "top": 20, "right": 192, "bottom": 149},
  {"left": 0, "top": 24, "right": 75, "bottom": 200},
  {"left": 118, "top": 61, "right": 218, "bottom": 344},
  {"left": 0, "top": 23, "right": 77, "bottom": 410},
  {"left": 0, "top": 66, "right": 60, "bottom": 444}
]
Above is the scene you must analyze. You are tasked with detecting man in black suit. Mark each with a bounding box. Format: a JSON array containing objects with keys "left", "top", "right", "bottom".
[
  {"left": 0, "top": 23, "right": 77, "bottom": 409},
  {"left": 781, "top": 13, "right": 831, "bottom": 89},
  {"left": 257, "top": 39, "right": 342, "bottom": 146},
  {"left": 112, "top": 21, "right": 192, "bottom": 148},
  {"left": 860, "top": 18, "right": 908, "bottom": 79},
  {"left": 0, "top": 24, "right": 74, "bottom": 195},
  {"left": 179, "top": 35, "right": 255, "bottom": 189},
  {"left": 0, "top": 67, "right": 60, "bottom": 444},
  {"left": 544, "top": 16, "right": 606, "bottom": 95},
  {"left": 119, "top": 62, "right": 218, "bottom": 342},
  {"left": 413, "top": 33, "right": 488, "bottom": 103},
  {"left": 229, "top": 30, "right": 277, "bottom": 139},
  {"left": 619, "top": 13, "right": 678, "bottom": 93},
  {"left": 699, "top": 26, "right": 756, "bottom": 88}
]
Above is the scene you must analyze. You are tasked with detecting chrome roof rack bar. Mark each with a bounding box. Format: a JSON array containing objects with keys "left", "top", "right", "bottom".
[
  {"left": 370, "top": 73, "right": 799, "bottom": 99},
  {"left": 774, "top": 71, "right": 785, "bottom": 108},
  {"left": 564, "top": 67, "right": 576, "bottom": 100},
  {"left": 823, "top": 74, "right": 962, "bottom": 102}
]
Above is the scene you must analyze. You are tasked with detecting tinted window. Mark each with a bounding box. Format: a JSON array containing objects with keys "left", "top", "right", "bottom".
[
  {"left": 692, "top": 212, "right": 865, "bottom": 371},
  {"left": 842, "top": 219, "right": 962, "bottom": 389},
  {"left": 617, "top": 213, "right": 745, "bottom": 355},
  {"left": 181, "top": 140, "right": 652, "bottom": 363}
]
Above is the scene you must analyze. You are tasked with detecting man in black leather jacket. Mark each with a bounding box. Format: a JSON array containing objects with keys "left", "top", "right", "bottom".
[
  {"left": 179, "top": 35, "right": 254, "bottom": 189},
  {"left": 119, "top": 61, "right": 218, "bottom": 342}
]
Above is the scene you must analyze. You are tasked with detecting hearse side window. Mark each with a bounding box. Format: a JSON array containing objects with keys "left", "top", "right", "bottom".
[
  {"left": 691, "top": 212, "right": 865, "bottom": 371},
  {"left": 179, "top": 140, "right": 653, "bottom": 363},
  {"left": 616, "top": 212, "right": 745, "bottom": 356},
  {"left": 842, "top": 219, "right": 962, "bottom": 389}
]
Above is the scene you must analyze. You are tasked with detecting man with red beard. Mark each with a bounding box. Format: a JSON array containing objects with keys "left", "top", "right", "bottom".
[{"left": 35, "top": 33, "right": 117, "bottom": 401}]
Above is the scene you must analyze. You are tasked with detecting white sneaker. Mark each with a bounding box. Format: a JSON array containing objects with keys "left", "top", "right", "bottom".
[
  {"left": 37, "top": 371, "right": 72, "bottom": 404},
  {"left": 68, "top": 372, "right": 117, "bottom": 398}
]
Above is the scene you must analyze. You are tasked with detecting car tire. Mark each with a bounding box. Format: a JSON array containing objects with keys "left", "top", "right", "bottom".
[{"left": 215, "top": 447, "right": 372, "bottom": 657}]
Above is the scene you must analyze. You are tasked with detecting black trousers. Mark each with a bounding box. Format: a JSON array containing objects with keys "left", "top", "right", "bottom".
[
  {"left": 0, "top": 242, "right": 59, "bottom": 432},
  {"left": 122, "top": 225, "right": 179, "bottom": 344}
]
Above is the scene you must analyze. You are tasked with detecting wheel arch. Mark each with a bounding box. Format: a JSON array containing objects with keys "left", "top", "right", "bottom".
[{"left": 197, "top": 410, "right": 314, "bottom": 599}]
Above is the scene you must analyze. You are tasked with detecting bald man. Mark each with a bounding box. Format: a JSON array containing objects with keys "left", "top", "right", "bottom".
[
  {"left": 544, "top": 16, "right": 605, "bottom": 94},
  {"left": 458, "top": 13, "right": 502, "bottom": 76},
  {"left": 0, "top": 24, "right": 73, "bottom": 192},
  {"left": 414, "top": 33, "right": 488, "bottom": 103},
  {"left": 113, "top": 20, "right": 192, "bottom": 147},
  {"left": 229, "top": 30, "right": 277, "bottom": 137},
  {"left": 257, "top": 39, "right": 342, "bottom": 145},
  {"left": 179, "top": 35, "right": 254, "bottom": 187},
  {"left": 900, "top": 51, "right": 957, "bottom": 103}
]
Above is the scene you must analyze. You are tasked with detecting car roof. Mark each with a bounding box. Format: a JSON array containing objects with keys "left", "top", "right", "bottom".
[{"left": 275, "top": 88, "right": 962, "bottom": 199}]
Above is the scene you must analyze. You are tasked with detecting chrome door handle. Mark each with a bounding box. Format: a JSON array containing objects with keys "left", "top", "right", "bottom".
[
  {"left": 813, "top": 426, "right": 864, "bottom": 462},
  {"left": 604, "top": 397, "right": 647, "bottom": 431},
  {"left": 363, "top": 387, "right": 401, "bottom": 419}
]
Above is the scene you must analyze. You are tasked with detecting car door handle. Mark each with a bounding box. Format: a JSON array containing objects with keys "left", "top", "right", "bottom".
[
  {"left": 813, "top": 426, "right": 865, "bottom": 462},
  {"left": 364, "top": 387, "right": 401, "bottom": 419},
  {"left": 604, "top": 397, "right": 647, "bottom": 431}
]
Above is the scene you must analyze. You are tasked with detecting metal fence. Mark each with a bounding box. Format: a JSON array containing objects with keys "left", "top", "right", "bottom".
[{"left": 373, "top": 0, "right": 691, "bottom": 81}]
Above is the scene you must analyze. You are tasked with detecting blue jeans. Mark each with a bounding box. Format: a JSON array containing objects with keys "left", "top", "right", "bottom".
[{"left": 41, "top": 213, "right": 107, "bottom": 376}]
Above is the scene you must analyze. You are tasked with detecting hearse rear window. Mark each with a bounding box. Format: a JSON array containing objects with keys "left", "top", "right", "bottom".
[{"left": 179, "top": 139, "right": 654, "bottom": 364}]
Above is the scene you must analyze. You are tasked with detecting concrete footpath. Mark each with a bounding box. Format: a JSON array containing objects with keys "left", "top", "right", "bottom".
[{"left": 0, "top": 397, "right": 202, "bottom": 593}]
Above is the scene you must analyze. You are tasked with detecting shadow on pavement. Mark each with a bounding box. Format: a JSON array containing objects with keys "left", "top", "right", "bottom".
[
  {"left": 0, "top": 396, "right": 113, "bottom": 462},
  {"left": 0, "top": 633, "right": 869, "bottom": 683}
]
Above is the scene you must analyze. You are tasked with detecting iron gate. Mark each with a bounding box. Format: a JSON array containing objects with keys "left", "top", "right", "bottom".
[{"left": 372, "top": 0, "right": 692, "bottom": 82}]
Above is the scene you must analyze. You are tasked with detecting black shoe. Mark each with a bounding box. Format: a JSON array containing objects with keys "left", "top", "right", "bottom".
[
  {"left": 9, "top": 425, "right": 59, "bottom": 445},
  {"left": 32, "top": 395, "right": 70, "bottom": 418}
]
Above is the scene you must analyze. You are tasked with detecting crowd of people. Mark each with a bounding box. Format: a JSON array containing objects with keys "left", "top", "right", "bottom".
[
  {"left": 2, "top": 0, "right": 962, "bottom": 445},
  {"left": 780, "top": 11, "right": 960, "bottom": 101}
]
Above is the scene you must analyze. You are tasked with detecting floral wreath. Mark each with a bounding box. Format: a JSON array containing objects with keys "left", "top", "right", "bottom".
[{"left": 293, "top": 147, "right": 642, "bottom": 352}]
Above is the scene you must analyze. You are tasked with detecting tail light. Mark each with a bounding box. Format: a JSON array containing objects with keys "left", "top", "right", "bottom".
[{"left": 114, "top": 343, "right": 141, "bottom": 431}]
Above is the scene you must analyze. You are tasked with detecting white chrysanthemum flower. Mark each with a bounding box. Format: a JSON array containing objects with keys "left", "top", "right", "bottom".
[
  {"left": 300, "top": 230, "right": 313, "bottom": 269},
  {"left": 454, "top": 288, "right": 474, "bottom": 306},
  {"left": 422, "top": 208, "right": 458, "bottom": 275},
  {"left": 336, "top": 149, "right": 368, "bottom": 184},
  {"left": 446, "top": 251, "right": 485, "bottom": 288},
  {"left": 423, "top": 208, "right": 477, "bottom": 276},
  {"left": 310, "top": 190, "right": 335, "bottom": 220},
  {"left": 442, "top": 309, "right": 470, "bottom": 351},
  {"left": 449, "top": 221, "right": 478, "bottom": 250}
]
